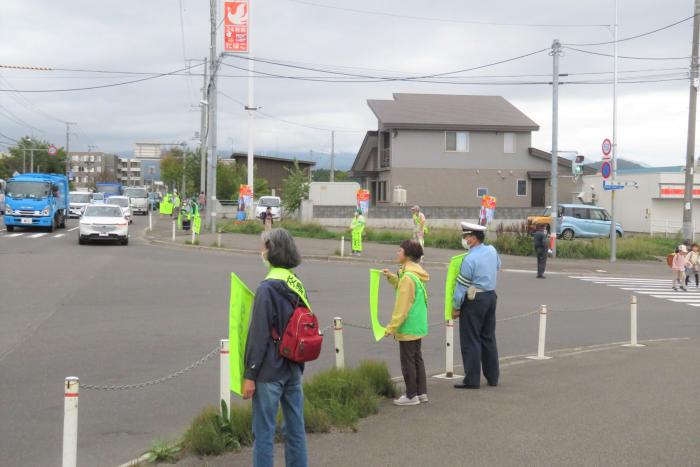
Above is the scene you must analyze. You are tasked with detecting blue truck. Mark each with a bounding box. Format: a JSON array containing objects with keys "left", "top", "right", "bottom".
[
  {"left": 95, "top": 182, "right": 122, "bottom": 201},
  {"left": 3, "top": 173, "right": 69, "bottom": 232}
]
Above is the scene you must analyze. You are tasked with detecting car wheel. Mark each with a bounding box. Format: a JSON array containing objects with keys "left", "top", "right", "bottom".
[
  {"left": 7, "top": 225, "right": 14, "bottom": 232},
  {"left": 561, "top": 229, "right": 575, "bottom": 241},
  {"left": 616, "top": 231, "right": 622, "bottom": 238},
  {"left": 121, "top": 237, "right": 129, "bottom": 246},
  {"left": 78, "top": 236, "right": 87, "bottom": 245},
  {"left": 48, "top": 216, "right": 56, "bottom": 233}
]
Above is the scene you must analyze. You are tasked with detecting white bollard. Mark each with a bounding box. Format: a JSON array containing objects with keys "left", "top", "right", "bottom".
[
  {"left": 217, "top": 230, "right": 222, "bottom": 248},
  {"left": 622, "top": 295, "right": 645, "bottom": 348},
  {"left": 62, "top": 377, "right": 79, "bottom": 467},
  {"left": 171, "top": 220, "right": 176, "bottom": 241},
  {"left": 191, "top": 228, "right": 196, "bottom": 245},
  {"left": 148, "top": 211, "right": 152, "bottom": 232},
  {"left": 340, "top": 236, "right": 345, "bottom": 257},
  {"left": 333, "top": 317, "right": 345, "bottom": 369},
  {"left": 433, "top": 320, "right": 463, "bottom": 380},
  {"left": 219, "top": 339, "right": 230, "bottom": 413},
  {"left": 527, "top": 305, "right": 552, "bottom": 360}
]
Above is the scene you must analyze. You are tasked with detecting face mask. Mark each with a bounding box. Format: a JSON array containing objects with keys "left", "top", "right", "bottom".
[{"left": 462, "top": 238, "right": 470, "bottom": 250}]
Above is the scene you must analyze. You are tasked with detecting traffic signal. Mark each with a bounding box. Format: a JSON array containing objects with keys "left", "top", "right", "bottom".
[{"left": 573, "top": 154, "right": 585, "bottom": 176}]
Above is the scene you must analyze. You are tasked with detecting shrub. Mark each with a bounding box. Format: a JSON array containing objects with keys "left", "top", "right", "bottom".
[
  {"left": 145, "top": 439, "right": 181, "bottom": 464},
  {"left": 280, "top": 220, "right": 339, "bottom": 239},
  {"left": 303, "top": 401, "right": 332, "bottom": 434},
  {"left": 182, "top": 407, "right": 228, "bottom": 456},
  {"left": 356, "top": 360, "right": 398, "bottom": 398},
  {"left": 219, "top": 221, "right": 263, "bottom": 235},
  {"left": 228, "top": 403, "right": 254, "bottom": 447}
]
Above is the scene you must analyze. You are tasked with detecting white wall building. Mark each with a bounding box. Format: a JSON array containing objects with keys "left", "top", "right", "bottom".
[{"left": 583, "top": 166, "right": 700, "bottom": 236}]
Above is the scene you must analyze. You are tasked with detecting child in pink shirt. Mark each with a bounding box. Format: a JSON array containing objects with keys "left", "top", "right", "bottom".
[{"left": 672, "top": 245, "right": 688, "bottom": 291}]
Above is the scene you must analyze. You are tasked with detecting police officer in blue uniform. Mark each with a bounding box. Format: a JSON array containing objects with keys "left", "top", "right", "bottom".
[{"left": 451, "top": 222, "right": 501, "bottom": 389}]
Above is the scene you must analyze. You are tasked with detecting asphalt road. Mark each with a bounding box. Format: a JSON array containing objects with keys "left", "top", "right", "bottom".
[{"left": 0, "top": 215, "right": 697, "bottom": 466}]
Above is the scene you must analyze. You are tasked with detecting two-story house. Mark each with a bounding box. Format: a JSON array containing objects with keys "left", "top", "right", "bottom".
[{"left": 351, "top": 93, "right": 589, "bottom": 208}]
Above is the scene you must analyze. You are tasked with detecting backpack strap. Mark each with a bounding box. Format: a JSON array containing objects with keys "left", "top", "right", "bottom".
[
  {"left": 403, "top": 271, "right": 428, "bottom": 306},
  {"left": 270, "top": 293, "right": 302, "bottom": 342}
]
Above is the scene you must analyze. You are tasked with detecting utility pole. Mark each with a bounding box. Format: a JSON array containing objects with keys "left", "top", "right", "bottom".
[
  {"left": 200, "top": 57, "right": 208, "bottom": 197},
  {"left": 550, "top": 39, "right": 562, "bottom": 258},
  {"left": 181, "top": 143, "right": 187, "bottom": 197},
  {"left": 65, "top": 122, "right": 75, "bottom": 179},
  {"left": 609, "top": 0, "right": 620, "bottom": 261},
  {"left": 206, "top": 0, "right": 219, "bottom": 233},
  {"left": 330, "top": 130, "right": 335, "bottom": 182},
  {"left": 246, "top": 0, "right": 256, "bottom": 220},
  {"left": 683, "top": 0, "right": 700, "bottom": 242}
]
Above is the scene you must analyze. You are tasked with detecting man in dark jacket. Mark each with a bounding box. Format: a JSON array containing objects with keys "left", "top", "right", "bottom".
[
  {"left": 533, "top": 224, "right": 548, "bottom": 279},
  {"left": 243, "top": 228, "right": 308, "bottom": 467}
]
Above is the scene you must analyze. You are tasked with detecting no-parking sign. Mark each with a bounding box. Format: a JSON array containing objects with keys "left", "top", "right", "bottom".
[{"left": 601, "top": 161, "right": 612, "bottom": 179}]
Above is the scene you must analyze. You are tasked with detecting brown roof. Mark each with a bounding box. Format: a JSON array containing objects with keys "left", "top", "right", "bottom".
[
  {"left": 367, "top": 93, "right": 539, "bottom": 132},
  {"left": 230, "top": 153, "right": 315, "bottom": 166},
  {"left": 528, "top": 148, "right": 597, "bottom": 175}
]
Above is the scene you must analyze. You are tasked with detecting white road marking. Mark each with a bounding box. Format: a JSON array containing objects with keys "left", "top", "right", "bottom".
[
  {"left": 570, "top": 275, "right": 700, "bottom": 309},
  {"left": 67, "top": 226, "right": 79, "bottom": 232},
  {"left": 28, "top": 233, "right": 47, "bottom": 238},
  {"left": 53, "top": 234, "right": 64, "bottom": 238},
  {"left": 4, "top": 233, "right": 23, "bottom": 237}
]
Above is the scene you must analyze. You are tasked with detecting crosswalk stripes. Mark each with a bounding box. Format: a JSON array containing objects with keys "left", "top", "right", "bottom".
[
  {"left": 570, "top": 276, "right": 700, "bottom": 308},
  {"left": 0, "top": 232, "right": 70, "bottom": 240}
]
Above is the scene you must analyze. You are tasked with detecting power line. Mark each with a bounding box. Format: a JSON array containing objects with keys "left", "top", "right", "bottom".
[
  {"left": 564, "top": 46, "right": 691, "bottom": 61},
  {"left": 563, "top": 13, "right": 697, "bottom": 47},
  {"left": 287, "top": 0, "right": 609, "bottom": 28},
  {"left": 0, "top": 64, "right": 202, "bottom": 93}
]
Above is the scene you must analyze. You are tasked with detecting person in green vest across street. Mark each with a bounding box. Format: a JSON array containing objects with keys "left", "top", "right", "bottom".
[
  {"left": 382, "top": 239, "right": 430, "bottom": 406},
  {"left": 350, "top": 208, "right": 366, "bottom": 256},
  {"left": 411, "top": 205, "right": 427, "bottom": 248}
]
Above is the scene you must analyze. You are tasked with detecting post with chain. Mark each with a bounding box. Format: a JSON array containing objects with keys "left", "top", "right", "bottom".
[
  {"left": 62, "top": 377, "right": 79, "bottom": 467},
  {"left": 219, "top": 339, "right": 230, "bottom": 414},
  {"left": 528, "top": 305, "right": 552, "bottom": 360},
  {"left": 340, "top": 236, "right": 345, "bottom": 257},
  {"left": 333, "top": 317, "right": 345, "bottom": 369},
  {"left": 148, "top": 211, "right": 152, "bottom": 232},
  {"left": 217, "top": 229, "right": 222, "bottom": 248},
  {"left": 622, "top": 295, "right": 645, "bottom": 348},
  {"left": 191, "top": 227, "right": 196, "bottom": 245},
  {"left": 171, "top": 220, "right": 176, "bottom": 241},
  {"left": 445, "top": 320, "right": 454, "bottom": 377}
]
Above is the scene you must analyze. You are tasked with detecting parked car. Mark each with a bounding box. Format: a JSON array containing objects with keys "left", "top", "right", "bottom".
[
  {"left": 91, "top": 193, "right": 105, "bottom": 204},
  {"left": 69, "top": 191, "right": 93, "bottom": 218},
  {"left": 108, "top": 195, "right": 132, "bottom": 224},
  {"left": 558, "top": 204, "right": 623, "bottom": 240},
  {"left": 254, "top": 196, "right": 282, "bottom": 220},
  {"left": 78, "top": 204, "right": 129, "bottom": 245}
]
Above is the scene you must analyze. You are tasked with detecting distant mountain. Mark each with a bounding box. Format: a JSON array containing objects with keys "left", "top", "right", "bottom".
[{"left": 585, "top": 158, "right": 647, "bottom": 171}]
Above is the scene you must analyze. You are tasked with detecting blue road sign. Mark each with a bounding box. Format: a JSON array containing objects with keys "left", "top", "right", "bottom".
[
  {"left": 601, "top": 161, "right": 611, "bottom": 179},
  {"left": 603, "top": 181, "right": 624, "bottom": 191}
]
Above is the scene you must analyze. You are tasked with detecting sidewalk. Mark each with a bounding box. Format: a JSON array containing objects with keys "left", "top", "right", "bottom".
[
  {"left": 175, "top": 338, "right": 699, "bottom": 467},
  {"left": 145, "top": 215, "right": 669, "bottom": 277}
]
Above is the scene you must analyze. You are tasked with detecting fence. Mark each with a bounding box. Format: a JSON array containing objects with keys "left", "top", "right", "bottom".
[
  {"left": 61, "top": 296, "right": 645, "bottom": 467},
  {"left": 649, "top": 218, "right": 696, "bottom": 239}
]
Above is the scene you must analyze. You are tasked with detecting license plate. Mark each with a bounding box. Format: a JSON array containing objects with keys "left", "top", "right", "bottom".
[
  {"left": 99, "top": 232, "right": 109, "bottom": 237},
  {"left": 21, "top": 218, "right": 32, "bottom": 224}
]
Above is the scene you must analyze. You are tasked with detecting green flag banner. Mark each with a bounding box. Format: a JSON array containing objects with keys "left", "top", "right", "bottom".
[
  {"left": 369, "top": 269, "right": 386, "bottom": 341},
  {"left": 444, "top": 253, "right": 468, "bottom": 321},
  {"left": 177, "top": 211, "right": 182, "bottom": 229},
  {"left": 228, "top": 273, "right": 255, "bottom": 397},
  {"left": 193, "top": 214, "right": 201, "bottom": 235},
  {"left": 160, "top": 197, "right": 173, "bottom": 215}
]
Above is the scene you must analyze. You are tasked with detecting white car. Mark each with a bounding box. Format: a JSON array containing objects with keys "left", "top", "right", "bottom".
[
  {"left": 255, "top": 196, "right": 282, "bottom": 220},
  {"left": 78, "top": 204, "right": 129, "bottom": 245},
  {"left": 69, "top": 191, "right": 92, "bottom": 218},
  {"left": 108, "top": 195, "right": 132, "bottom": 224}
]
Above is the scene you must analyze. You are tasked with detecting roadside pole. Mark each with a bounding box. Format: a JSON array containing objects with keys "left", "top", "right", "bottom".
[
  {"left": 609, "top": 0, "right": 619, "bottom": 261},
  {"left": 65, "top": 122, "right": 75, "bottom": 179},
  {"left": 550, "top": 39, "right": 562, "bottom": 258},
  {"left": 245, "top": 0, "right": 256, "bottom": 221},
  {"left": 200, "top": 57, "right": 208, "bottom": 197},
  {"left": 330, "top": 130, "right": 335, "bottom": 182},
  {"left": 683, "top": 0, "right": 700, "bottom": 242},
  {"left": 206, "top": 0, "right": 219, "bottom": 234}
]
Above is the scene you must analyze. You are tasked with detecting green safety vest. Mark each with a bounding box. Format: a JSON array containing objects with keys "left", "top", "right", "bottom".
[
  {"left": 413, "top": 213, "right": 428, "bottom": 234},
  {"left": 397, "top": 271, "right": 428, "bottom": 337},
  {"left": 350, "top": 215, "right": 365, "bottom": 231},
  {"left": 265, "top": 267, "right": 312, "bottom": 311}
]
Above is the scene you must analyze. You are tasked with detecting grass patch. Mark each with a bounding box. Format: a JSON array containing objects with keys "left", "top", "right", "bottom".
[
  {"left": 279, "top": 220, "right": 339, "bottom": 239},
  {"left": 185, "top": 239, "right": 200, "bottom": 246},
  {"left": 364, "top": 228, "right": 461, "bottom": 249},
  {"left": 219, "top": 220, "right": 264, "bottom": 235},
  {"left": 144, "top": 439, "right": 181, "bottom": 464},
  {"left": 356, "top": 360, "right": 398, "bottom": 398}
]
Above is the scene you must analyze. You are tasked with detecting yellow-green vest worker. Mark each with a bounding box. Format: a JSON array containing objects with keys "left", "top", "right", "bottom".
[{"left": 350, "top": 209, "right": 366, "bottom": 256}]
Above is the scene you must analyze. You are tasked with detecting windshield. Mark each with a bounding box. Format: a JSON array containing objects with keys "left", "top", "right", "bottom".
[
  {"left": 110, "top": 198, "right": 129, "bottom": 207},
  {"left": 70, "top": 193, "right": 92, "bottom": 204},
  {"left": 92, "top": 193, "right": 104, "bottom": 200},
  {"left": 7, "top": 181, "right": 51, "bottom": 199},
  {"left": 96, "top": 184, "right": 121, "bottom": 195},
  {"left": 542, "top": 207, "right": 551, "bottom": 216},
  {"left": 124, "top": 188, "right": 147, "bottom": 198},
  {"left": 84, "top": 205, "right": 123, "bottom": 217},
  {"left": 259, "top": 197, "right": 280, "bottom": 207}
]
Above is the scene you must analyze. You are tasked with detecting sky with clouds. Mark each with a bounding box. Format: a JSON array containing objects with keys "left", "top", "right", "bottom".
[{"left": 0, "top": 0, "right": 697, "bottom": 167}]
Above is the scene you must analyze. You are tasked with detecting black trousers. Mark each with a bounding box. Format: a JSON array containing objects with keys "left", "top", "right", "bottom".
[
  {"left": 686, "top": 272, "right": 699, "bottom": 286},
  {"left": 399, "top": 339, "right": 427, "bottom": 398},
  {"left": 536, "top": 249, "right": 547, "bottom": 277},
  {"left": 459, "top": 291, "right": 499, "bottom": 387}
]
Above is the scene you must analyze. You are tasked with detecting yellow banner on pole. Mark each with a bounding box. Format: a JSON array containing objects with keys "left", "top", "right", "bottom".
[
  {"left": 228, "top": 273, "right": 255, "bottom": 396},
  {"left": 445, "top": 253, "right": 468, "bottom": 321},
  {"left": 369, "top": 269, "right": 386, "bottom": 341}
]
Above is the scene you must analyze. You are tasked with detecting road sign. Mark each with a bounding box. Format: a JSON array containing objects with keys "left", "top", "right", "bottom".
[
  {"left": 601, "top": 161, "right": 611, "bottom": 179},
  {"left": 224, "top": 1, "right": 249, "bottom": 53},
  {"left": 47, "top": 145, "right": 57, "bottom": 156},
  {"left": 603, "top": 181, "right": 624, "bottom": 191},
  {"left": 602, "top": 138, "right": 612, "bottom": 156}
]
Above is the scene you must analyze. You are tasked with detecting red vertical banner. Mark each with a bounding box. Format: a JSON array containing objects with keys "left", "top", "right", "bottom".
[{"left": 224, "top": 1, "right": 249, "bottom": 53}]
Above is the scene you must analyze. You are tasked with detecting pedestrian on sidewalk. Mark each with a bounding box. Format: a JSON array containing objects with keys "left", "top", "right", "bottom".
[
  {"left": 260, "top": 206, "right": 274, "bottom": 231},
  {"left": 685, "top": 243, "right": 699, "bottom": 288},
  {"left": 243, "top": 228, "right": 308, "bottom": 467},
  {"left": 533, "top": 223, "right": 548, "bottom": 278},
  {"left": 198, "top": 191, "right": 206, "bottom": 213},
  {"left": 671, "top": 244, "right": 688, "bottom": 291},
  {"left": 451, "top": 222, "right": 501, "bottom": 389},
  {"left": 411, "top": 205, "right": 427, "bottom": 248},
  {"left": 350, "top": 209, "right": 366, "bottom": 256},
  {"left": 382, "top": 239, "right": 430, "bottom": 406}
]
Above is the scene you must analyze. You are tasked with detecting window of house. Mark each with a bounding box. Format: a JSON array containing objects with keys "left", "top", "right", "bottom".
[
  {"left": 504, "top": 133, "right": 516, "bottom": 153},
  {"left": 445, "top": 131, "right": 469, "bottom": 152},
  {"left": 516, "top": 179, "right": 527, "bottom": 196},
  {"left": 377, "top": 181, "right": 388, "bottom": 202},
  {"left": 477, "top": 187, "right": 488, "bottom": 197}
]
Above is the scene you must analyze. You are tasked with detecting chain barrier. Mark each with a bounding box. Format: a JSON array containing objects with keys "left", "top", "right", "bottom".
[
  {"left": 343, "top": 321, "right": 374, "bottom": 331},
  {"left": 497, "top": 309, "right": 540, "bottom": 322},
  {"left": 320, "top": 323, "right": 335, "bottom": 334},
  {"left": 81, "top": 347, "right": 219, "bottom": 391},
  {"left": 548, "top": 298, "right": 631, "bottom": 314}
]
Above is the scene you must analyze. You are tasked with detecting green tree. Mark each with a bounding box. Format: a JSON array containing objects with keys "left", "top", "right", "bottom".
[
  {"left": 160, "top": 147, "right": 202, "bottom": 195},
  {"left": 282, "top": 160, "right": 309, "bottom": 213},
  {"left": 215, "top": 161, "right": 270, "bottom": 200},
  {"left": 0, "top": 136, "right": 67, "bottom": 178}
]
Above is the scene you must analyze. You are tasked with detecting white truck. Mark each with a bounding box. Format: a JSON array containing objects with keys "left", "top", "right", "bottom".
[{"left": 123, "top": 187, "right": 148, "bottom": 215}]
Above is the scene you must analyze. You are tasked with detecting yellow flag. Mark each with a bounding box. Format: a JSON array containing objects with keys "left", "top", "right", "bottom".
[
  {"left": 445, "top": 253, "right": 468, "bottom": 321},
  {"left": 229, "top": 273, "right": 255, "bottom": 396},
  {"left": 369, "top": 269, "right": 386, "bottom": 341}
]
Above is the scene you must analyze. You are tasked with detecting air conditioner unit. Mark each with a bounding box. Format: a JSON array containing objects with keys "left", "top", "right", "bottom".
[{"left": 393, "top": 185, "right": 407, "bottom": 205}]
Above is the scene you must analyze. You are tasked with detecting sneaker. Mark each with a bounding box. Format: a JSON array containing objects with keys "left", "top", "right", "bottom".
[
  {"left": 418, "top": 394, "right": 429, "bottom": 403},
  {"left": 393, "top": 395, "right": 420, "bottom": 406},
  {"left": 672, "top": 287, "right": 678, "bottom": 291},
  {"left": 681, "top": 286, "right": 688, "bottom": 291}
]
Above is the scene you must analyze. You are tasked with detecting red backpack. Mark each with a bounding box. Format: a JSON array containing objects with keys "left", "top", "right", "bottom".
[{"left": 272, "top": 303, "right": 323, "bottom": 363}]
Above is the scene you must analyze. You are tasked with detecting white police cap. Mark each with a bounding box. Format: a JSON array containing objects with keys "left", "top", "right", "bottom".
[{"left": 461, "top": 222, "right": 486, "bottom": 234}]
